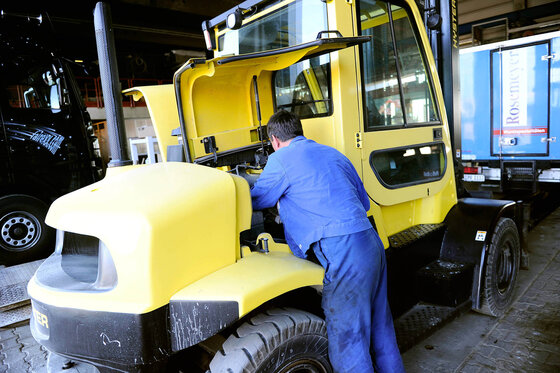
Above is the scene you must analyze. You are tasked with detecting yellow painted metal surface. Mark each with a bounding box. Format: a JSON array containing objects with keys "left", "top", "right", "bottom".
[
  {"left": 360, "top": 127, "right": 454, "bottom": 207},
  {"left": 175, "top": 40, "right": 364, "bottom": 161},
  {"left": 30, "top": 163, "right": 246, "bottom": 313},
  {"left": 103, "top": 164, "right": 145, "bottom": 178},
  {"left": 345, "top": 0, "right": 457, "bottom": 246},
  {"left": 123, "top": 85, "right": 180, "bottom": 162},
  {"left": 142, "top": 0, "right": 456, "bottom": 249},
  {"left": 31, "top": 0, "right": 461, "bottom": 319},
  {"left": 171, "top": 235, "right": 324, "bottom": 318},
  {"left": 325, "top": 0, "right": 363, "bottom": 162},
  {"left": 231, "top": 174, "right": 253, "bottom": 260}
]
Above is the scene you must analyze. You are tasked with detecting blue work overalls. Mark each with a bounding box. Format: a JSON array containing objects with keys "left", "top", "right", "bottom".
[
  {"left": 312, "top": 228, "right": 404, "bottom": 373},
  {"left": 251, "top": 136, "right": 405, "bottom": 372}
]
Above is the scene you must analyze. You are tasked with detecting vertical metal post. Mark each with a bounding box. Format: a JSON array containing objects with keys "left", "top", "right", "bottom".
[
  {"left": 423, "top": 0, "right": 466, "bottom": 195},
  {"left": 440, "top": 0, "right": 461, "bottom": 160},
  {"left": 94, "top": 2, "right": 132, "bottom": 167},
  {"left": 424, "top": 0, "right": 461, "bottom": 160}
]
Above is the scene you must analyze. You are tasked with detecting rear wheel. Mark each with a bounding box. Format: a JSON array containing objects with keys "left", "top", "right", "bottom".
[
  {"left": 0, "top": 195, "right": 55, "bottom": 265},
  {"left": 479, "top": 217, "right": 520, "bottom": 317},
  {"left": 209, "top": 308, "right": 332, "bottom": 373}
]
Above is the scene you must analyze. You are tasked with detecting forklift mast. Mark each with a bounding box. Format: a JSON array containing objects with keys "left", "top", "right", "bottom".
[{"left": 420, "top": 0, "right": 461, "bottom": 160}]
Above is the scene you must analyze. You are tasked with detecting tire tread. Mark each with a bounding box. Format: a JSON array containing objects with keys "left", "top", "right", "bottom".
[
  {"left": 478, "top": 217, "right": 520, "bottom": 317},
  {"left": 209, "top": 308, "right": 329, "bottom": 373}
]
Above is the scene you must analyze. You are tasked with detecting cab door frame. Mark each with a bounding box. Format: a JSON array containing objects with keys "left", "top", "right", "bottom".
[{"left": 352, "top": 0, "right": 457, "bottom": 242}]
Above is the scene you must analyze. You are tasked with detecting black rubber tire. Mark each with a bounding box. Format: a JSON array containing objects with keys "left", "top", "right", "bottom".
[
  {"left": 479, "top": 217, "right": 520, "bottom": 317},
  {"left": 0, "top": 195, "right": 55, "bottom": 265},
  {"left": 209, "top": 308, "right": 332, "bottom": 373}
]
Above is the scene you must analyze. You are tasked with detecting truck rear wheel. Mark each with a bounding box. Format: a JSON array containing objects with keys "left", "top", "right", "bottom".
[
  {"left": 479, "top": 217, "right": 520, "bottom": 317},
  {"left": 209, "top": 308, "right": 332, "bottom": 373},
  {"left": 0, "top": 195, "right": 54, "bottom": 265}
]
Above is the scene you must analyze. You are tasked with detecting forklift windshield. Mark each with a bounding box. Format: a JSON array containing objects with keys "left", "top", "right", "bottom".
[{"left": 216, "top": 0, "right": 327, "bottom": 57}]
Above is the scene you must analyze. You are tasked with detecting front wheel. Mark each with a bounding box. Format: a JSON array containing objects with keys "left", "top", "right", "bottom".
[
  {"left": 0, "top": 195, "right": 55, "bottom": 265},
  {"left": 479, "top": 217, "right": 520, "bottom": 317},
  {"left": 209, "top": 308, "right": 332, "bottom": 373}
]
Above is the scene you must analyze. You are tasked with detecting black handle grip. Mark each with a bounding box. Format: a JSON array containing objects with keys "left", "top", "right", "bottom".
[{"left": 316, "top": 30, "right": 343, "bottom": 39}]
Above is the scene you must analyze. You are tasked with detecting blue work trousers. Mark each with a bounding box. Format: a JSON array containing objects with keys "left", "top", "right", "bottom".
[{"left": 311, "top": 228, "right": 405, "bottom": 373}]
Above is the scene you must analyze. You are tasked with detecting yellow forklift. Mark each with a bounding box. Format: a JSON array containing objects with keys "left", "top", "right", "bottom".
[{"left": 28, "top": 0, "right": 523, "bottom": 372}]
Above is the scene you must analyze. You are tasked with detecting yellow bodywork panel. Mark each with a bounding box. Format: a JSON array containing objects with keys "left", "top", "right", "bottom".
[
  {"left": 123, "top": 85, "right": 180, "bottom": 162},
  {"left": 103, "top": 164, "right": 144, "bottom": 178},
  {"left": 230, "top": 174, "right": 252, "bottom": 260},
  {"left": 30, "top": 162, "right": 251, "bottom": 314},
  {"left": 360, "top": 127, "right": 455, "bottom": 207},
  {"left": 171, "top": 236, "right": 324, "bottom": 318},
  {"left": 175, "top": 38, "right": 368, "bottom": 161}
]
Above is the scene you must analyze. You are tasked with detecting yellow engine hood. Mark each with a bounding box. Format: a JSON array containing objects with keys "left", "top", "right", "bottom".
[
  {"left": 123, "top": 84, "right": 179, "bottom": 162},
  {"left": 37, "top": 162, "right": 250, "bottom": 313}
]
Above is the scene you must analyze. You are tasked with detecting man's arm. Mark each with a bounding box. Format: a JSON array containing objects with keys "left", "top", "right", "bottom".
[{"left": 251, "top": 155, "right": 289, "bottom": 210}]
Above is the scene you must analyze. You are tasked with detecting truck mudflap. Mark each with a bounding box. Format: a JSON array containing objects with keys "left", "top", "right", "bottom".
[
  {"left": 439, "top": 197, "right": 517, "bottom": 309},
  {"left": 30, "top": 299, "right": 171, "bottom": 372}
]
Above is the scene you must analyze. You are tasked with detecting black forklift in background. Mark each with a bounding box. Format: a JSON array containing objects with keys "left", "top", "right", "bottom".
[{"left": 0, "top": 10, "right": 101, "bottom": 265}]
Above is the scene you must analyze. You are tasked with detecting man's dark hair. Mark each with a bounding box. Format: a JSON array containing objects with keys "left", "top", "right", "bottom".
[{"left": 267, "top": 110, "right": 304, "bottom": 142}]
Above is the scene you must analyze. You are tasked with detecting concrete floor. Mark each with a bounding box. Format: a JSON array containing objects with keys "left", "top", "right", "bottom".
[
  {"left": 402, "top": 207, "right": 560, "bottom": 372},
  {"left": 1, "top": 208, "right": 559, "bottom": 372}
]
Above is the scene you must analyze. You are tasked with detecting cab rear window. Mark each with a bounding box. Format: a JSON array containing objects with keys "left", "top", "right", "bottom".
[{"left": 273, "top": 55, "right": 332, "bottom": 119}]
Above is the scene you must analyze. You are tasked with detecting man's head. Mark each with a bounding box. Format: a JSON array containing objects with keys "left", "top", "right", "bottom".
[{"left": 267, "top": 110, "right": 304, "bottom": 150}]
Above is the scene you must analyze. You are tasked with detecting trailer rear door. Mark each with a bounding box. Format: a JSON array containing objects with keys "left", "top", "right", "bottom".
[{"left": 491, "top": 42, "right": 550, "bottom": 157}]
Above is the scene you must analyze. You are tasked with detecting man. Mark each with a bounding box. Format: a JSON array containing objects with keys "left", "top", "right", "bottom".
[{"left": 251, "top": 110, "right": 405, "bottom": 373}]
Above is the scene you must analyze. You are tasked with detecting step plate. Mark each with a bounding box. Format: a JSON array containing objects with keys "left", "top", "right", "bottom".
[
  {"left": 0, "top": 304, "right": 31, "bottom": 328},
  {"left": 389, "top": 224, "right": 445, "bottom": 249},
  {"left": 394, "top": 302, "right": 470, "bottom": 351},
  {"left": 0, "top": 260, "right": 43, "bottom": 286},
  {"left": 0, "top": 283, "right": 30, "bottom": 311},
  {"left": 0, "top": 260, "right": 42, "bottom": 326}
]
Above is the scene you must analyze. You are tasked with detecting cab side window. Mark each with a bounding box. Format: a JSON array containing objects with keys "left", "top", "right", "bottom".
[
  {"left": 370, "top": 143, "right": 446, "bottom": 187},
  {"left": 4, "top": 65, "right": 67, "bottom": 113},
  {"left": 359, "top": 1, "right": 439, "bottom": 130}
]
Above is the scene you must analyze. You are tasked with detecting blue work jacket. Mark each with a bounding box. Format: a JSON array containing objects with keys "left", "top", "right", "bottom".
[{"left": 251, "top": 136, "right": 372, "bottom": 257}]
